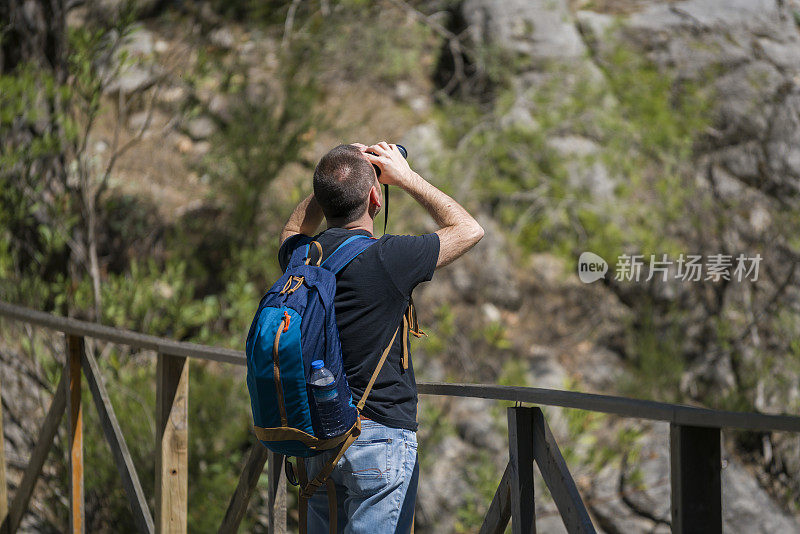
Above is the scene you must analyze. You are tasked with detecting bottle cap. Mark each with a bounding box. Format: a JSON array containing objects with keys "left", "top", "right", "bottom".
[{"left": 311, "top": 360, "right": 324, "bottom": 370}]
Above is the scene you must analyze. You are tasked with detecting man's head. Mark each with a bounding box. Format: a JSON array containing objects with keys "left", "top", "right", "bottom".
[{"left": 313, "top": 144, "right": 380, "bottom": 225}]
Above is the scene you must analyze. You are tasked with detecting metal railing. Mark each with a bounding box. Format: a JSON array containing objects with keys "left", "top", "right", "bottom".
[{"left": 0, "top": 300, "right": 798, "bottom": 533}]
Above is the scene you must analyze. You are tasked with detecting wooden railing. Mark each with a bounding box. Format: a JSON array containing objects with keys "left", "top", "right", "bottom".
[{"left": 0, "top": 300, "right": 798, "bottom": 533}]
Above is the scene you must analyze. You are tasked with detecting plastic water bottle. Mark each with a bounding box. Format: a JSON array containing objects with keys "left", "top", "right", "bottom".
[{"left": 309, "top": 360, "right": 348, "bottom": 438}]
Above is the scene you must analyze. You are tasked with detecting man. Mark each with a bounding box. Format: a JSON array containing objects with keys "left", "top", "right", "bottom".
[{"left": 278, "top": 142, "right": 483, "bottom": 533}]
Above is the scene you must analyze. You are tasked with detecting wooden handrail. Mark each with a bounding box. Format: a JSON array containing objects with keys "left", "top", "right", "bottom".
[
  {"left": 1, "top": 299, "right": 799, "bottom": 534},
  {"left": 1, "top": 301, "right": 798, "bottom": 433},
  {"left": 0, "top": 301, "right": 244, "bottom": 365},
  {"left": 416, "top": 383, "right": 800, "bottom": 433}
]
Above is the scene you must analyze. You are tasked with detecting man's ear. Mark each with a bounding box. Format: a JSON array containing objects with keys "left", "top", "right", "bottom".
[{"left": 368, "top": 185, "right": 382, "bottom": 208}]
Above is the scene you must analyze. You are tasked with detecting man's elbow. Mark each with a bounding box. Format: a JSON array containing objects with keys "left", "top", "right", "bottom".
[{"left": 468, "top": 221, "right": 484, "bottom": 245}]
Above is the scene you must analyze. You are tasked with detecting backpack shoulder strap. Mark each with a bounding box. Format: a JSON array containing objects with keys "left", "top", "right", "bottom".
[
  {"left": 320, "top": 235, "right": 377, "bottom": 274},
  {"left": 357, "top": 327, "right": 398, "bottom": 411},
  {"left": 286, "top": 235, "right": 314, "bottom": 271}
]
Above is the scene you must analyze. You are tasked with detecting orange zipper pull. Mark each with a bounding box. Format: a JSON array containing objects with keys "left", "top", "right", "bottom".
[{"left": 283, "top": 311, "right": 291, "bottom": 332}]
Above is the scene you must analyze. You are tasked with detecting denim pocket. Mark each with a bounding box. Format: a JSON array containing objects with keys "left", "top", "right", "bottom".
[
  {"left": 339, "top": 426, "right": 394, "bottom": 494},
  {"left": 356, "top": 438, "right": 393, "bottom": 445}
]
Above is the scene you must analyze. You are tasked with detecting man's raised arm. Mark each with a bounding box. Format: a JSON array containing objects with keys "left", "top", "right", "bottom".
[
  {"left": 279, "top": 194, "right": 324, "bottom": 245},
  {"left": 365, "top": 142, "right": 484, "bottom": 268}
]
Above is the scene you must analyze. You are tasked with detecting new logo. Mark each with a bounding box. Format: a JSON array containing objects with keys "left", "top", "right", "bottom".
[{"left": 578, "top": 252, "right": 608, "bottom": 283}]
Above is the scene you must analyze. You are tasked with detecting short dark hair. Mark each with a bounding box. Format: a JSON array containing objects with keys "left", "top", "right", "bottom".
[{"left": 313, "top": 144, "right": 375, "bottom": 224}]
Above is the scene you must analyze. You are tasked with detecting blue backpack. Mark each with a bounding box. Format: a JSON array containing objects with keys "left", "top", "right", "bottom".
[{"left": 245, "top": 234, "right": 409, "bottom": 532}]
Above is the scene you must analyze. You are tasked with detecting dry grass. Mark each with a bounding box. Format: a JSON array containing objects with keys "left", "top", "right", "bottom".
[{"left": 93, "top": 13, "right": 434, "bottom": 224}]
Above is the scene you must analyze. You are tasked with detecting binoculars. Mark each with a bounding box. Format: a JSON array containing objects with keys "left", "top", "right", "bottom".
[
  {"left": 366, "top": 143, "right": 407, "bottom": 234},
  {"left": 367, "top": 144, "right": 407, "bottom": 178}
]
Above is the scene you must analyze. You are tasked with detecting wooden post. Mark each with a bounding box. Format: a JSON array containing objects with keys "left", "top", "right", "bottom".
[
  {"left": 218, "top": 442, "right": 269, "bottom": 534},
  {"left": 67, "top": 335, "right": 85, "bottom": 534},
  {"left": 479, "top": 463, "right": 511, "bottom": 534},
  {"left": 670, "top": 424, "right": 722, "bottom": 534},
  {"left": 508, "top": 407, "right": 535, "bottom": 534},
  {"left": 156, "top": 353, "right": 188, "bottom": 534},
  {"left": 4, "top": 374, "right": 67, "bottom": 533},
  {"left": 530, "top": 408, "right": 594, "bottom": 533},
  {"left": 268, "top": 452, "right": 286, "bottom": 534},
  {"left": 0, "top": 376, "right": 8, "bottom": 534},
  {"left": 82, "top": 348, "right": 154, "bottom": 533}
]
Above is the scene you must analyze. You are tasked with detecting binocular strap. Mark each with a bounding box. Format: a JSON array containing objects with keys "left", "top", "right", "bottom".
[{"left": 383, "top": 184, "right": 389, "bottom": 235}]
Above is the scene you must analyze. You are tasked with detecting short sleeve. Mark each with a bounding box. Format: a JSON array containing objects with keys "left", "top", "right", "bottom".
[
  {"left": 379, "top": 233, "right": 440, "bottom": 297},
  {"left": 278, "top": 234, "right": 305, "bottom": 272}
]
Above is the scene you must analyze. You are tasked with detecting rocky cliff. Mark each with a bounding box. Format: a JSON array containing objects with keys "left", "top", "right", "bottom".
[{"left": 410, "top": 0, "right": 800, "bottom": 531}]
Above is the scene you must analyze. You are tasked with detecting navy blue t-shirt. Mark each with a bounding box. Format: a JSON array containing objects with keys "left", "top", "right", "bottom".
[{"left": 278, "top": 227, "right": 439, "bottom": 431}]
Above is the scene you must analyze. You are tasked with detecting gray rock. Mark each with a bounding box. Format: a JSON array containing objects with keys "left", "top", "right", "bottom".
[
  {"left": 587, "top": 423, "right": 800, "bottom": 533},
  {"left": 442, "top": 1, "right": 800, "bottom": 529},
  {"left": 715, "top": 142, "right": 762, "bottom": 185},
  {"left": 499, "top": 95, "right": 539, "bottom": 130},
  {"left": 416, "top": 435, "right": 472, "bottom": 532},
  {"left": 401, "top": 122, "right": 443, "bottom": 179},
  {"left": 462, "top": 0, "right": 587, "bottom": 67},
  {"left": 610, "top": 0, "right": 800, "bottom": 204},
  {"left": 529, "top": 253, "right": 568, "bottom": 287},
  {"left": 575, "top": 10, "right": 616, "bottom": 51},
  {"left": 159, "top": 84, "right": 188, "bottom": 104},
  {"left": 723, "top": 458, "right": 800, "bottom": 533},
  {"left": 714, "top": 61, "right": 785, "bottom": 142},
  {"left": 681, "top": 353, "right": 737, "bottom": 399},
  {"left": 88, "top": 0, "right": 161, "bottom": 22},
  {"left": 448, "top": 215, "right": 522, "bottom": 309},
  {"left": 627, "top": 0, "right": 793, "bottom": 35},
  {"left": 451, "top": 397, "right": 505, "bottom": 453},
  {"left": 579, "top": 347, "right": 624, "bottom": 391},
  {"left": 527, "top": 344, "right": 568, "bottom": 391},
  {"left": 208, "top": 94, "right": 232, "bottom": 123},
  {"left": 185, "top": 115, "right": 217, "bottom": 141},
  {"left": 589, "top": 424, "right": 672, "bottom": 533},
  {"left": 764, "top": 93, "right": 800, "bottom": 190},
  {"left": 415, "top": 356, "right": 446, "bottom": 382},
  {"left": 124, "top": 26, "right": 155, "bottom": 58},
  {"left": 103, "top": 27, "right": 160, "bottom": 95},
  {"left": 210, "top": 27, "right": 235, "bottom": 49},
  {"left": 105, "top": 65, "right": 158, "bottom": 95},
  {"left": 748, "top": 203, "right": 772, "bottom": 233},
  {"left": 755, "top": 37, "right": 800, "bottom": 71},
  {"left": 548, "top": 136, "right": 616, "bottom": 200},
  {"left": 126, "top": 110, "right": 168, "bottom": 137}
]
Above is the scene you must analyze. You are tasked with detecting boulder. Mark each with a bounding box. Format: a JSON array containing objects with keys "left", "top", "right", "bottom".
[
  {"left": 184, "top": 115, "right": 217, "bottom": 141},
  {"left": 448, "top": 215, "right": 522, "bottom": 309},
  {"left": 400, "top": 122, "right": 444, "bottom": 179},
  {"left": 611, "top": 0, "right": 800, "bottom": 203},
  {"left": 587, "top": 423, "right": 800, "bottom": 533},
  {"left": 209, "top": 27, "right": 236, "bottom": 49},
  {"left": 123, "top": 26, "right": 155, "bottom": 58},
  {"left": 724, "top": 457, "right": 800, "bottom": 532},
  {"left": 451, "top": 397, "right": 505, "bottom": 453},
  {"left": 548, "top": 136, "right": 616, "bottom": 200},
  {"left": 462, "top": 0, "right": 587, "bottom": 67},
  {"left": 416, "top": 435, "right": 472, "bottom": 533},
  {"left": 103, "top": 27, "right": 160, "bottom": 95},
  {"left": 105, "top": 65, "right": 158, "bottom": 95}
]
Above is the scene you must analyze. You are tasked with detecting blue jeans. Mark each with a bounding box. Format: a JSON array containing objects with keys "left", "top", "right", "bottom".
[{"left": 303, "top": 419, "right": 419, "bottom": 534}]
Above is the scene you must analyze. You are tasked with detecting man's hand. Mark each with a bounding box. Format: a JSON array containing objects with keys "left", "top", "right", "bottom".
[
  {"left": 280, "top": 194, "right": 324, "bottom": 245},
  {"left": 364, "top": 141, "right": 484, "bottom": 268},
  {"left": 363, "top": 142, "right": 415, "bottom": 187}
]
